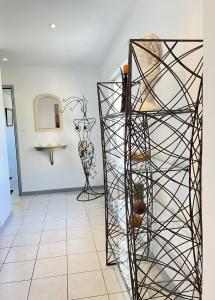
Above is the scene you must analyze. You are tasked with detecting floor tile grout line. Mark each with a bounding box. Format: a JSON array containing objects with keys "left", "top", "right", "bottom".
[
  {"left": 69, "top": 291, "right": 128, "bottom": 300},
  {"left": 66, "top": 192, "right": 69, "bottom": 300},
  {"left": 0, "top": 272, "right": 128, "bottom": 288},
  {"left": 26, "top": 193, "right": 51, "bottom": 300},
  {"left": 2, "top": 243, "right": 105, "bottom": 257},
  {"left": 86, "top": 197, "right": 127, "bottom": 298},
  {"left": 67, "top": 192, "right": 89, "bottom": 300},
  {"left": 69, "top": 293, "right": 108, "bottom": 300},
  {"left": 0, "top": 278, "right": 30, "bottom": 285},
  {"left": 0, "top": 248, "right": 10, "bottom": 270},
  {"left": 84, "top": 197, "right": 111, "bottom": 300},
  {"left": 0, "top": 266, "right": 113, "bottom": 285},
  {"left": 0, "top": 274, "right": 67, "bottom": 285},
  {"left": 2, "top": 252, "right": 71, "bottom": 264},
  {"left": 2, "top": 258, "right": 40, "bottom": 265},
  {"left": 0, "top": 195, "right": 34, "bottom": 272}
]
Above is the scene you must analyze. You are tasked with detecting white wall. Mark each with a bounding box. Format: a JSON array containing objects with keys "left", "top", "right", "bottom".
[
  {"left": 101, "top": 0, "right": 203, "bottom": 79},
  {"left": 203, "top": 1, "right": 215, "bottom": 299},
  {"left": 0, "top": 69, "right": 12, "bottom": 226},
  {"left": 1, "top": 66, "right": 103, "bottom": 193}
]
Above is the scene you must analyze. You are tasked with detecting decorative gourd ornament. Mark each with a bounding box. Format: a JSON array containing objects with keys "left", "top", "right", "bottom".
[
  {"left": 132, "top": 214, "right": 143, "bottom": 228},
  {"left": 133, "top": 199, "right": 146, "bottom": 215}
]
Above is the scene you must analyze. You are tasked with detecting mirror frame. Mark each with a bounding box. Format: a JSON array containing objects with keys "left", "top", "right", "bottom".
[{"left": 34, "top": 93, "right": 63, "bottom": 132}]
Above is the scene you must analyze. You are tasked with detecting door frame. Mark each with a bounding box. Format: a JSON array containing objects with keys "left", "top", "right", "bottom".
[{"left": 2, "top": 85, "right": 22, "bottom": 195}]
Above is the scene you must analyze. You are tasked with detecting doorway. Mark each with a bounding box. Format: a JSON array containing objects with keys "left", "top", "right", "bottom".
[{"left": 2, "top": 85, "right": 21, "bottom": 203}]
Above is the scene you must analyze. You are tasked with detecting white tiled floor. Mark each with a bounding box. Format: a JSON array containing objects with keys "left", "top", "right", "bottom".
[{"left": 0, "top": 191, "right": 129, "bottom": 300}]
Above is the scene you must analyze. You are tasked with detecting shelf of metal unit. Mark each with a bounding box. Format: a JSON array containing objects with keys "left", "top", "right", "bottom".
[
  {"left": 34, "top": 145, "right": 67, "bottom": 165},
  {"left": 106, "top": 155, "right": 190, "bottom": 174},
  {"left": 100, "top": 108, "right": 195, "bottom": 120}
]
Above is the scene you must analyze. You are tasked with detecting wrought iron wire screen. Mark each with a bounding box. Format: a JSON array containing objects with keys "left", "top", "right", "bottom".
[{"left": 97, "top": 39, "right": 203, "bottom": 300}]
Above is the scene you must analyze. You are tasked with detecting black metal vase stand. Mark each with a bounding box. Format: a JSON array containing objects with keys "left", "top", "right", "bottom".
[
  {"left": 77, "top": 171, "right": 104, "bottom": 202},
  {"left": 62, "top": 96, "right": 104, "bottom": 202}
]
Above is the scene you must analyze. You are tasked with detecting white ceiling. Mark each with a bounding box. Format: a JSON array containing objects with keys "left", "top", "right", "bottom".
[{"left": 0, "top": 0, "right": 136, "bottom": 67}]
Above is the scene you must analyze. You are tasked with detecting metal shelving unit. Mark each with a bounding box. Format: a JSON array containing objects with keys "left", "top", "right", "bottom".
[{"left": 97, "top": 39, "right": 203, "bottom": 300}]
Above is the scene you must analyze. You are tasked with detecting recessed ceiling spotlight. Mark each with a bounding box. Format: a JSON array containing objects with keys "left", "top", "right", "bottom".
[
  {"left": 49, "top": 23, "right": 56, "bottom": 29},
  {"left": 1, "top": 58, "right": 8, "bottom": 62}
]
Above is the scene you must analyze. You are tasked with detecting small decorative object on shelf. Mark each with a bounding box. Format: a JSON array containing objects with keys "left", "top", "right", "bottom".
[
  {"left": 120, "top": 64, "right": 129, "bottom": 112},
  {"left": 62, "top": 96, "right": 103, "bottom": 201},
  {"left": 97, "top": 38, "right": 203, "bottom": 300},
  {"left": 133, "top": 182, "right": 146, "bottom": 215},
  {"left": 133, "top": 199, "right": 146, "bottom": 215},
  {"left": 134, "top": 33, "right": 162, "bottom": 112},
  {"left": 132, "top": 214, "right": 143, "bottom": 228},
  {"left": 131, "top": 150, "right": 151, "bottom": 162}
]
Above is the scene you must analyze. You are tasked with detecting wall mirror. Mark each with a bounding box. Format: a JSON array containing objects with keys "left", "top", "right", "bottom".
[{"left": 34, "top": 94, "right": 62, "bottom": 131}]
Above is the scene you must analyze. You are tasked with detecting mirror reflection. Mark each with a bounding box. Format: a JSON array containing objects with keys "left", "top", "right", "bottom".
[{"left": 34, "top": 94, "right": 62, "bottom": 131}]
